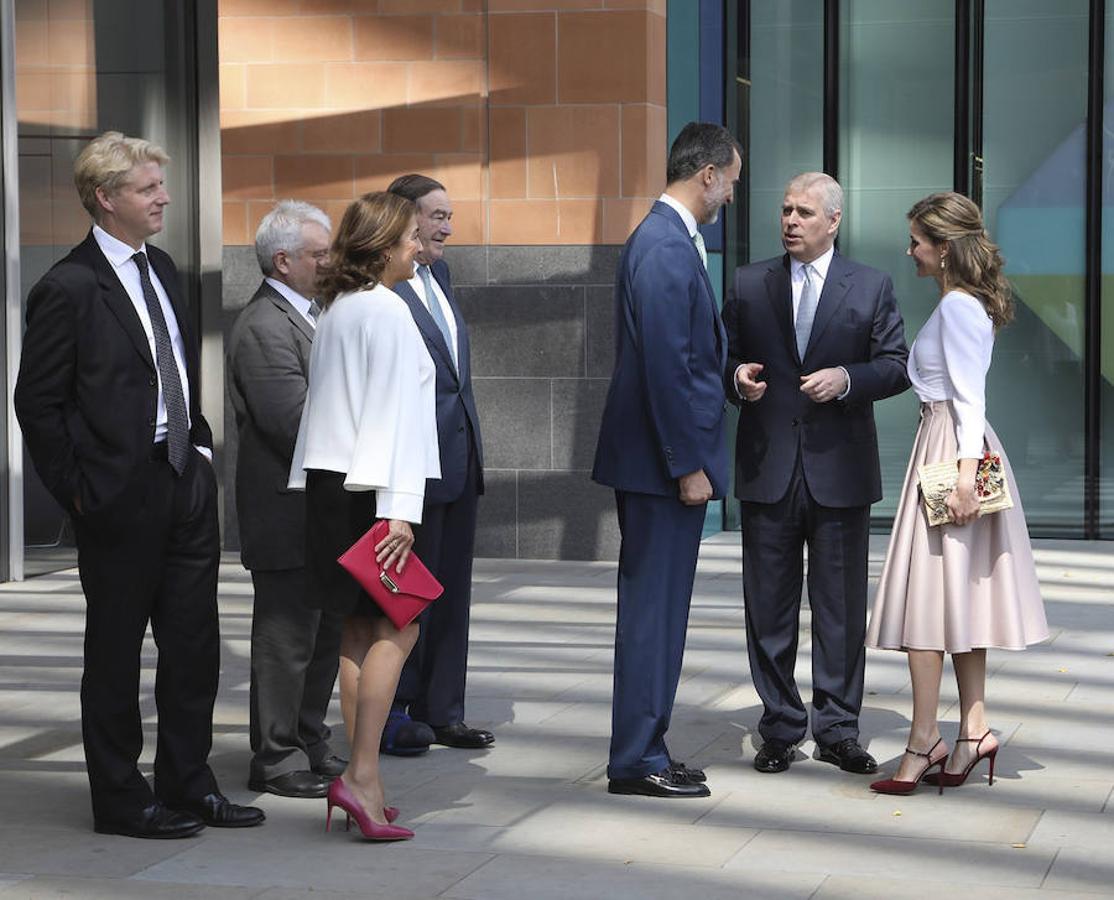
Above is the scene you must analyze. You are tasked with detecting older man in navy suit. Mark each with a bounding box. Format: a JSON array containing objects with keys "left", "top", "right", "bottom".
[
  {"left": 723, "top": 172, "right": 909, "bottom": 777},
  {"left": 593, "top": 122, "right": 741, "bottom": 798},
  {"left": 384, "top": 175, "right": 489, "bottom": 755}
]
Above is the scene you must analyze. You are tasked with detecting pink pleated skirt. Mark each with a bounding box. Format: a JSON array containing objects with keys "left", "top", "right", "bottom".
[{"left": 866, "top": 401, "right": 1049, "bottom": 653}]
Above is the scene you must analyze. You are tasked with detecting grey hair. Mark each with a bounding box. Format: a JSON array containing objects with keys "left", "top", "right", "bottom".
[
  {"left": 785, "top": 172, "right": 843, "bottom": 219},
  {"left": 254, "top": 200, "right": 332, "bottom": 275}
]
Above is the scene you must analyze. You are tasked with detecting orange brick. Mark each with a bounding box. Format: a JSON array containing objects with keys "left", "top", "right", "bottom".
[
  {"left": 298, "top": 0, "right": 361, "bottom": 12},
  {"left": 47, "top": 18, "right": 92, "bottom": 67},
  {"left": 51, "top": 195, "right": 90, "bottom": 245},
  {"left": 489, "top": 198, "right": 600, "bottom": 244},
  {"left": 220, "top": 64, "right": 247, "bottom": 111},
  {"left": 379, "top": 0, "right": 461, "bottom": 12},
  {"left": 353, "top": 153, "right": 437, "bottom": 193},
  {"left": 382, "top": 106, "right": 461, "bottom": 153},
  {"left": 317, "top": 199, "right": 354, "bottom": 229},
  {"left": 602, "top": 196, "right": 652, "bottom": 243},
  {"left": 489, "top": 0, "right": 599, "bottom": 8},
  {"left": 461, "top": 0, "right": 483, "bottom": 10},
  {"left": 527, "top": 105, "right": 620, "bottom": 198},
  {"left": 218, "top": 17, "right": 274, "bottom": 62},
  {"left": 435, "top": 14, "right": 483, "bottom": 58},
  {"left": 489, "top": 13, "right": 555, "bottom": 105},
  {"left": 408, "top": 60, "right": 483, "bottom": 105},
  {"left": 446, "top": 198, "right": 484, "bottom": 243},
  {"left": 460, "top": 105, "right": 483, "bottom": 152},
  {"left": 621, "top": 103, "right": 665, "bottom": 197},
  {"left": 14, "top": 19, "right": 48, "bottom": 68},
  {"left": 303, "top": 109, "right": 381, "bottom": 153},
  {"left": 221, "top": 110, "right": 303, "bottom": 154},
  {"left": 353, "top": 15, "right": 433, "bottom": 60},
  {"left": 557, "top": 11, "right": 652, "bottom": 103},
  {"left": 324, "top": 62, "right": 408, "bottom": 110},
  {"left": 16, "top": 72, "right": 52, "bottom": 114},
  {"left": 223, "top": 155, "right": 275, "bottom": 201},
  {"left": 489, "top": 106, "right": 526, "bottom": 199},
  {"left": 274, "top": 154, "right": 355, "bottom": 199},
  {"left": 647, "top": 11, "right": 665, "bottom": 105},
  {"left": 248, "top": 200, "right": 291, "bottom": 240},
  {"left": 272, "top": 15, "right": 354, "bottom": 62},
  {"left": 604, "top": 0, "right": 664, "bottom": 10},
  {"left": 432, "top": 153, "right": 483, "bottom": 199},
  {"left": 246, "top": 63, "right": 327, "bottom": 108},
  {"left": 50, "top": 71, "right": 95, "bottom": 130},
  {"left": 220, "top": 0, "right": 299, "bottom": 14},
  {"left": 43, "top": 0, "right": 91, "bottom": 19},
  {"left": 223, "top": 200, "right": 250, "bottom": 245}
]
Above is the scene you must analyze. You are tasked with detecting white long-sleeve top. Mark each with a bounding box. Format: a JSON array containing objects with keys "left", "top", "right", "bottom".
[
  {"left": 908, "top": 289, "right": 994, "bottom": 459},
  {"left": 288, "top": 283, "right": 441, "bottom": 523}
]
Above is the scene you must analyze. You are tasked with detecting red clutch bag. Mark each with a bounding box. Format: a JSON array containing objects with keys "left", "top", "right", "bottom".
[{"left": 337, "top": 520, "right": 444, "bottom": 629}]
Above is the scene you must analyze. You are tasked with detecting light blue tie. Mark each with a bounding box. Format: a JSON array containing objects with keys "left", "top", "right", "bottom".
[
  {"left": 419, "top": 265, "right": 456, "bottom": 369},
  {"left": 692, "top": 230, "right": 708, "bottom": 270},
  {"left": 795, "top": 263, "right": 819, "bottom": 359}
]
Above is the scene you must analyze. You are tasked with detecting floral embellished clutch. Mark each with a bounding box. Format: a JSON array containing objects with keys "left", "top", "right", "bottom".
[{"left": 917, "top": 451, "right": 1014, "bottom": 527}]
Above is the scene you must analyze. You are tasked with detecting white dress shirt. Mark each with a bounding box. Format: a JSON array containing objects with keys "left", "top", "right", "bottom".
[
  {"left": 908, "top": 289, "right": 994, "bottom": 459},
  {"left": 790, "top": 245, "right": 835, "bottom": 320},
  {"left": 92, "top": 224, "right": 195, "bottom": 444},
  {"left": 657, "top": 192, "right": 699, "bottom": 238},
  {"left": 405, "top": 264, "right": 457, "bottom": 354},
  {"left": 288, "top": 283, "right": 441, "bottom": 523},
  {"left": 265, "top": 276, "right": 317, "bottom": 328}
]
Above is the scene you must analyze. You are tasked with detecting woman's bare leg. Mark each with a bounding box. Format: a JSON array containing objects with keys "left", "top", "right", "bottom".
[
  {"left": 947, "top": 649, "right": 998, "bottom": 774},
  {"left": 338, "top": 614, "right": 376, "bottom": 746},
  {"left": 340, "top": 617, "right": 420, "bottom": 823},
  {"left": 893, "top": 649, "right": 947, "bottom": 781}
]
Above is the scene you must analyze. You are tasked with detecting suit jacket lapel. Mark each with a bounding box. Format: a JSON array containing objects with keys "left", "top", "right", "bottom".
[
  {"left": 395, "top": 278, "right": 459, "bottom": 379},
  {"left": 805, "top": 253, "right": 851, "bottom": 360},
  {"left": 766, "top": 256, "right": 798, "bottom": 364},
  {"left": 432, "top": 264, "right": 468, "bottom": 382},
  {"left": 83, "top": 234, "right": 156, "bottom": 371},
  {"left": 655, "top": 205, "right": 724, "bottom": 357},
  {"left": 260, "top": 283, "right": 314, "bottom": 344}
]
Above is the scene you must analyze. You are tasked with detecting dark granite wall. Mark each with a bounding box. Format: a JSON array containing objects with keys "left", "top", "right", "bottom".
[{"left": 220, "top": 244, "right": 622, "bottom": 561}]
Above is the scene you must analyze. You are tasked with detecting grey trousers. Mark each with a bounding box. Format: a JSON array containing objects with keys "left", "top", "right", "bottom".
[{"left": 248, "top": 567, "right": 343, "bottom": 781}]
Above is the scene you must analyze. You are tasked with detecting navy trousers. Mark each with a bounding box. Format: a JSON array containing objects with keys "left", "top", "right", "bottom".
[{"left": 607, "top": 490, "right": 706, "bottom": 780}]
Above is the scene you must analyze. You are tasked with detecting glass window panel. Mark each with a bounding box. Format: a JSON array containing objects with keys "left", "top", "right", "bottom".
[
  {"left": 839, "top": 0, "right": 955, "bottom": 523},
  {"left": 1102, "top": 10, "right": 1114, "bottom": 536},
  {"left": 983, "top": 0, "right": 1088, "bottom": 535}
]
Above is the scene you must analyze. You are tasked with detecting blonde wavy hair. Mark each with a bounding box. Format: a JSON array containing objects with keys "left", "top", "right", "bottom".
[
  {"left": 317, "top": 192, "right": 416, "bottom": 308},
  {"left": 907, "top": 191, "right": 1014, "bottom": 328},
  {"left": 73, "top": 131, "right": 170, "bottom": 218}
]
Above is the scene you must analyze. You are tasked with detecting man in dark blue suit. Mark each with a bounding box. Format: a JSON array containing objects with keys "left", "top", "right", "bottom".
[
  {"left": 385, "top": 175, "right": 491, "bottom": 754},
  {"left": 723, "top": 173, "right": 909, "bottom": 776},
  {"left": 593, "top": 122, "right": 741, "bottom": 798}
]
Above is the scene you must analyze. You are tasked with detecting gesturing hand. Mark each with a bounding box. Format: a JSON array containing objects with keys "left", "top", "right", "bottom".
[
  {"left": 800, "top": 367, "right": 848, "bottom": 403},
  {"left": 374, "top": 519, "right": 415, "bottom": 573},
  {"left": 735, "top": 362, "right": 767, "bottom": 402}
]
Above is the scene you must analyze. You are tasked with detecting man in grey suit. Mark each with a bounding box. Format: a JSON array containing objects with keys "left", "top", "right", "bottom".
[{"left": 228, "top": 201, "right": 346, "bottom": 798}]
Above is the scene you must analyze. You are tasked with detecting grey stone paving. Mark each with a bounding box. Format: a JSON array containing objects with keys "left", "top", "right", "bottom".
[{"left": 0, "top": 534, "right": 1112, "bottom": 898}]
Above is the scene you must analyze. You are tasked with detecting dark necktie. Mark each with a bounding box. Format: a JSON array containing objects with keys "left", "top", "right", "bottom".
[{"left": 133, "top": 252, "right": 190, "bottom": 475}]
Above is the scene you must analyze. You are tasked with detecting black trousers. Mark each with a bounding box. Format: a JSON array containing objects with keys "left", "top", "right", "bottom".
[
  {"left": 248, "top": 567, "right": 343, "bottom": 781},
  {"left": 395, "top": 445, "right": 480, "bottom": 728},
  {"left": 740, "top": 459, "right": 870, "bottom": 747},
  {"left": 73, "top": 449, "right": 220, "bottom": 822}
]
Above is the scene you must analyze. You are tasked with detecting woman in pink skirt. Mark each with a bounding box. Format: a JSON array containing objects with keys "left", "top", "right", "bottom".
[{"left": 866, "top": 192, "right": 1048, "bottom": 795}]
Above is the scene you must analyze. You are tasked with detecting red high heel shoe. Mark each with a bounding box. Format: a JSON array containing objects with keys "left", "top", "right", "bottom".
[
  {"left": 325, "top": 779, "right": 413, "bottom": 841},
  {"left": 925, "top": 730, "right": 998, "bottom": 787},
  {"left": 870, "top": 738, "right": 947, "bottom": 795}
]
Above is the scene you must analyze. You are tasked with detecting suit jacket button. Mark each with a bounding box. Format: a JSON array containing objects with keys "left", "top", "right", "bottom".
[
  {"left": 148, "top": 376, "right": 157, "bottom": 387},
  {"left": 792, "top": 418, "right": 799, "bottom": 427},
  {"left": 148, "top": 416, "right": 156, "bottom": 426}
]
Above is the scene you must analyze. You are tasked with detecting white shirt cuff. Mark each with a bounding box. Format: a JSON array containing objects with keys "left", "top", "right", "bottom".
[{"left": 836, "top": 366, "right": 851, "bottom": 400}]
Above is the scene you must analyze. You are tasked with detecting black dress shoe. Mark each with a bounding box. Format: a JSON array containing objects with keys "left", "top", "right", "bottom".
[
  {"left": 817, "top": 738, "right": 878, "bottom": 774},
  {"left": 608, "top": 768, "right": 711, "bottom": 798},
  {"left": 669, "top": 760, "right": 707, "bottom": 784},
  {"left": 754, "top": 740, "right": 794, "bottom": 774},
  {"left": 311, "top": 754, "right": 347, "bottom": 778},
  {"left": 171, "top": 792, "right": 265, "bottom": 828},
  {"left": 94, "top": 802, "right": 205, "bottom": 839},
  {"left": 432, "top": 723, "right": 495, "bottom": 749},
  {"left": 248, "top": 771, "right": 329, "bottom": 798}
]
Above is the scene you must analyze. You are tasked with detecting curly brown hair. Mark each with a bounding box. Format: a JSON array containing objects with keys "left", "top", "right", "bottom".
[
  {"left": 317, "top": 191, "right": 416, "bottom": 308},
  {"left": 907, "top": 192, "right": 1014, "bottom": 329}
]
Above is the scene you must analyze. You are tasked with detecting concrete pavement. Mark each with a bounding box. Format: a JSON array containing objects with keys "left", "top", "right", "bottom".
[{"left": 0, "top": 534, "right": 1111, "bottom": 898}]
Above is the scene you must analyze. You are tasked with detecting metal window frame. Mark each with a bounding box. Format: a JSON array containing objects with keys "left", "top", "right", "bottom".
[{"left": 1084, "top": 0, "right": 1104, "bottom": 537}]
